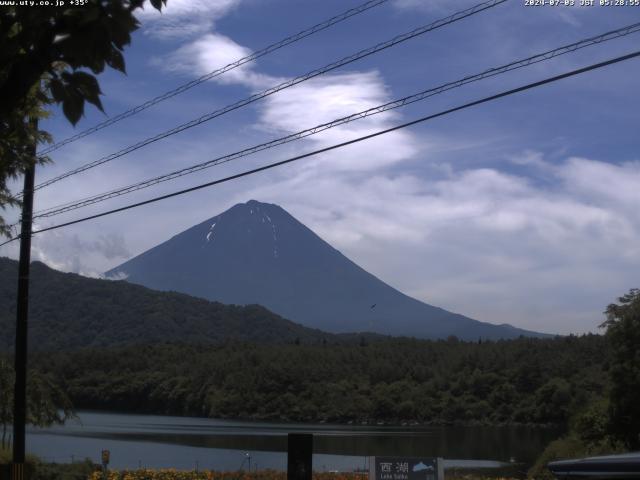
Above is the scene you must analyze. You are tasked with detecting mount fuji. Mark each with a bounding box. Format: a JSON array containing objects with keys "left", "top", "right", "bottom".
[{"left": 106, "top": 200, "right": 548, "bottom": 340}]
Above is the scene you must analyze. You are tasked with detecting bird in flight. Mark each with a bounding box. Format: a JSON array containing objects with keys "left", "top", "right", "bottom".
[{"left": 370, "top": 304, "right": 376, "bottom": 309}]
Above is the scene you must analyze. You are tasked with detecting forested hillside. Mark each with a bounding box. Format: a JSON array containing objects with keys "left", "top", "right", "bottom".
[
  {"left": 30, "top": 335, "right": 608, "bottom": 426},
  {"left": 0, "top": 258, "right": 338, "bottom": 350}
]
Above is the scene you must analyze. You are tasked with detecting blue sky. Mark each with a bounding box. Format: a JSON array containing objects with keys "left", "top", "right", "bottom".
[{"left": 2, "top": 0, "right": 640, "bottom": 335}]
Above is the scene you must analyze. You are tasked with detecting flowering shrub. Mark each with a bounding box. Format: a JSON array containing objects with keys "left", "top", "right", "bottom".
[
  {"left": 87, "top": 471, "right": 520, "bottom": 480},
  {"left": 88, "top": 470, "right": 367, "bottom": 480}
]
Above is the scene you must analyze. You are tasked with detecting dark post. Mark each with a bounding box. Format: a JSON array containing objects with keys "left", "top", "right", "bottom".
[
  {"left": 287, "top": 433, "right": 313, "bottom": 480},
  {"left": 12, "top": 119, "right": 37, "bottom": 480},
  {"left": 101, "top": 450, "right": 110, "bottom": 480}
]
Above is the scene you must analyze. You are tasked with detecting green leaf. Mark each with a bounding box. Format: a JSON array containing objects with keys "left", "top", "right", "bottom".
[
  {"left": 106, "top": 49, "right": 125, "bottom": 74},
  {"left": 108, "top": 7, "right": 136, "bottom": 48},
  {"left": 62, "top": 101, "right": 83, "bottom": 126},
  {"left": 149, "top": 0, "right": 167, "bottom": 11},
  {"left": 69, "top": 71, "right": 104, "bottom": 112},
  {"left": 48, "top": 77, "right": 65, "bottom": 104},
  {"left": 61, "top": 91, "right": 84, "bottom": 126}
]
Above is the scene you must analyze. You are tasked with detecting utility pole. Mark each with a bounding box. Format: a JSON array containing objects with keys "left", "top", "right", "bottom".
[
  {"left": 12, "top": 118, "right": 37, "bottom": 480},
  {"left": 287, "top": 433, "right": 313, "bottom": 480}
]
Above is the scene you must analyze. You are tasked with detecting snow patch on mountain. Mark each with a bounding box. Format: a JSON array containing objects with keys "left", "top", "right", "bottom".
[{"left": 206, "top": 222, "right": 217, "bottom": 242}]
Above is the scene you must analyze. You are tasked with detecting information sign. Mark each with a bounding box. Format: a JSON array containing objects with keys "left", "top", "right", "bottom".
[{"left": 370, "top": 457, "right": 443, "bottom": 480}]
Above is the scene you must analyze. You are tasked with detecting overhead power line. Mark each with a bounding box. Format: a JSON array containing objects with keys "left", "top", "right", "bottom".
[
  {"left": 37, "top": 0, "right": 392, "bottom": 157},
  {"left": 32, "top": 0, "right": 507, "bottom": 192},
  {"left": 2, "top": 49, "right": 637, "bottom": 248},
  {"left": 30, "top": 21, "right": 640, "bottom": 220}
]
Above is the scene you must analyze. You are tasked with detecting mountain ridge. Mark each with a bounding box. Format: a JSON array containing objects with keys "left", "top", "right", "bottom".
[{"left": 0, "top": 257, "right": 353, "bottom": 351}]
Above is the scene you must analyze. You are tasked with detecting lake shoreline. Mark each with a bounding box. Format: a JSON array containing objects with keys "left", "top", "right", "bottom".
[{"left": 69, "top": 407, "right": 563, "bottom": 430}]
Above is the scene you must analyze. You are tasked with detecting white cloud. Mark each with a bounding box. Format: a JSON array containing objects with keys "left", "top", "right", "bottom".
[
  {"left": 392, "top": 0, "right": 587, "bottom": 28},
  {"left": 153, "top": 33, "right": 271, "bottom": 87},
  {"left": 257, "top": 71, "right": 420, "bottom": 171},
  {"left": 508, "top": 149, "right": 551, "bottom": 170},
  {"left": 105, "top": 270, "right": 129, "bottom": 281},
  {"left": 137, "top": 0, "right": 242, "bottom": 39},
  {"left": 1, "top": 230, "right": 130, "bottom": 278},
  {"left": 260, "top": 72, "right": 392, "bottom": 133},
  {"left": 153, "top": 29, "right": 421, "bottom": 171},
  {"left": 560, "top": 157, "right": 640, "bottom": 212},
  {"left": 144, "top": 0, "right": 420, "bottom": 179},
  {"left": 393, "top": 0, "right": 479, "bottom": 13}
]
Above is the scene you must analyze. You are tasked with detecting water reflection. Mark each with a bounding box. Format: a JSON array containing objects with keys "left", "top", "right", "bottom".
[{"left": 26, "top": 411, "right": 560, "bottom": 471}]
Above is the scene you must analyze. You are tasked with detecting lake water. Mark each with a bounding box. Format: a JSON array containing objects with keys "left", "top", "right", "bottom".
[{"left": 26, "top": 411, "right": 560, "bottom": 471}]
